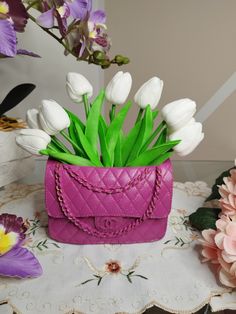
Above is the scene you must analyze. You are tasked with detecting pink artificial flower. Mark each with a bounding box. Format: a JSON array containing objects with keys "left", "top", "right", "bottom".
[
  {"left": 218, "top": 170, "right": 236, "bottom": 216},
  {"left": 200, "top": 215, "right": 236, "bottom": 288},
  {"left": 199, "top": 229, "right": 219, "bottom": 264}
]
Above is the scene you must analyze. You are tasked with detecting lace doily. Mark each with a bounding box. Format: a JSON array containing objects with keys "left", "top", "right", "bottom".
[{"left": 0, "top": 182, "right": 233, "bottom": 314}]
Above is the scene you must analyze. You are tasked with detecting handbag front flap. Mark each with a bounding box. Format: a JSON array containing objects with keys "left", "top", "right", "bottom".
[{"left": 45, "top": 159, "right": 173, "bottom": 220}]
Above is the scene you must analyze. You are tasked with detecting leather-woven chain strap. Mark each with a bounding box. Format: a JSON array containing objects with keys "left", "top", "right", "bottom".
[
  {"left": 54, "top": 163, "right": 162, "bottom": 238},
  {"left": 62, "top": 164, "right": 152, "bottom": 194}
]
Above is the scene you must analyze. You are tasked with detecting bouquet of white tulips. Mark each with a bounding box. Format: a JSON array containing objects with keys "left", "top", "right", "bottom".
[{"left": 16, "top": 72, "right": 204, "bottom": 167}]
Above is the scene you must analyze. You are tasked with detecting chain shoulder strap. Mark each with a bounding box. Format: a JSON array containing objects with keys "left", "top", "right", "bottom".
[
  {"left": 54, "top": 163, "right": 162, "bottom": 238},
  {"left": 62, "top": 164, "right": 152, "bottom": 194}
]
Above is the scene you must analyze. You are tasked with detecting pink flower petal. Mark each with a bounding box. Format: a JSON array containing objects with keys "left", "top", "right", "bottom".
[
  {"left": 223, "top": 236, "right": 236, "bottom": 256},
  {"left": 225, "top": 221, "right": 236, "bottom": 238},
  {"left": 215, "top": 232, "right": 225, "bottom": 249},
  {"left": 219, "top": 267, "right": 236, "bottom": 288},
  {"left": 201, "top": 229, "right": 217, "bottom": 245},
  {"left": 221, "top": 250, "right": 236, "bottom": 264}
]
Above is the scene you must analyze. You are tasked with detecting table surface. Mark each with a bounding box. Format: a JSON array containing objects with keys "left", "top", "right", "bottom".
[{"left": 0, "top": 161, "right": 236, "bottom": 314}]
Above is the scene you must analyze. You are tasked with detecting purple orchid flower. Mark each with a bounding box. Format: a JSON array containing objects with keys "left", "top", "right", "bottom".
[
  {"left": 0, "top": 214, "right": 42, "bottom": 278},
  {"left": 36, "top": 0, "right": 88, "bottom": 36},
  {"left": 0, "top": 0, "right": 39, "bottom": 58}
]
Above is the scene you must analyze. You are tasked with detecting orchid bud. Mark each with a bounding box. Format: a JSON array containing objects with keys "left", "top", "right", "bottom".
[
  {"left": 39, "top": 99, "right": 70, "bottom": 135},
  {"left": 169, "top": 119, "right": 204, "bottom": 156},
  {"left": 66, "top": 72, "right": 93, "bottom": 103},
  {"left": 105, "top": 71, "right": 132, "bottom": 105},
  {"left": 134, "top": 77, "right": 163, "bottom": 110},
  {"left": 16, "top": 129, "right": 51, "bottom": 156},
  {"left": 161, "top": 98, "right": 196, "bottom": 132},
  {"left": 26, "top": 109, "right": 40, "bottom": 129}
]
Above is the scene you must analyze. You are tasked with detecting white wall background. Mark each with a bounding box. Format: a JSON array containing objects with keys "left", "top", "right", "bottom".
[{"left": 0, "top": 0, "right": 104, "bottom": 120}]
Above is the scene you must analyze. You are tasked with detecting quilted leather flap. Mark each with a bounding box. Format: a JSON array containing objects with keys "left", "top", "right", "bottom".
[{"left": 45, "top": 159, "right": 173, "bottom": 219}]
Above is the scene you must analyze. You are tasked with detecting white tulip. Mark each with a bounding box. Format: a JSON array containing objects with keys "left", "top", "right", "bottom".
[
  {"left": 105, "top": 71, "right": 132, "bottom": 105},
  {"left": 134, "top": 77, "right": 163, "bottom": 110},
  {"left": 66, "top": 72, "right": 93, "bottom": 103},
  {"left": 161, "top": 98, "right": 196, "bottom": 132},
  {"left": 26, "top": 109, "right": 41, "bottom": 129},
  {"left": 39, "top": 99, "right": 70, "bottom": 135},
  {"left": 16, "top": 129, "right": 51, "bottom": 156},
  {"left": 169, "top": 119, "right": 204, "bottom": 156}
]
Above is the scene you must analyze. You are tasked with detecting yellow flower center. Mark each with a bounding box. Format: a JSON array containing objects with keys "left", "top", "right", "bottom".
[
  {"left": 57, "top": 6, "right": 65, "bottom": 17},
  {"left": 0, "top": 225, "right": 18, "bottom": 255},
  {"left": 0, "top": 2, "right": 9, "bottom": 14}
]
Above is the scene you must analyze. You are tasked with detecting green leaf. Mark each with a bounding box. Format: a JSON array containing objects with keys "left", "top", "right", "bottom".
[
  {"left": 66, "top": 109, "right": 86, "bottom": 155},
  {"left": 98, "top": 117, "right": 112, "bottom": 167},
  {"left": 189, "top": 207, "right": 221, "bottom": 231},
  {"left": 99, "top": 114, "right": 108, "bottom": 132},
  {"left": 153, "top": 127, "right": 167, "bottom": 146},
  {"left": 127, "top": 105, "right": 153, "bottom": 164},
  {"left": 152, "top": 110, "right": 159, "bottom": 120},
  {"left": 74, "top": 122, "right": 103, "bottom": 166},
  {"left": 106, "top": 101, "right": 132, "bottom": 164},
  {"left": 206, "top": 167, "right": 236, "bottom": 201},
  {"left": 140, "top": 121, "right": 166, "bottom": 153},
  {"left": 40, "top": 149, "right": 95, "bottom": 166},
  {"left": 122, "top": 119, "right": 142, "bottom": 165},
  {"left": 85, "top": 90, "right": 105, "bottom": 151},
  {"left": 127, "top": 140, "right": 180, "bottom": 167},
  {"left": 51, "top": 136, "right": 71, "bottom": 154},
  {"left": 65, "top": 109, "right": 85, "bottom": 131},
  {"left": 114, "top": 131, "right": 124, "bottom": 167},
  {"left": 149, "top": 151, "right": 172, "bottom": 166}
]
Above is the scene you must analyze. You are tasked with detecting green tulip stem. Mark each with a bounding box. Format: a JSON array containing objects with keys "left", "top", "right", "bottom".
[
  {"left": 60, "top": 130, "right": 84, "bottom": 155},
  {"left": 82, "top": 94, "right": 89, "bottom": 119},
  {"left": 135, "top": 108, "right": 144, "bottom": 124},
  {"left": 51, "top": 136, "right": 72, "bottom": 154},
  {"left": 47, "top": 144, "right": 57, "bottom": 152},
  {"left": 141, "top": 120, "right": 167, "bottom": 152},
  {"left": 109, "top": 104, "right": 116, "bottom": 122}
]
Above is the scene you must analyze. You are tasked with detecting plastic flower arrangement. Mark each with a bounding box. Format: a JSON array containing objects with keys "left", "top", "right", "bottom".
[
  {"left": 0, "top": 213, "right": 42, "bottom": 278},
  {"left": 189, "top": 168, "right": 236, "bottom": 288},
  {"left": 16, "top": 71, "right": 204, "bottom": 166},
  {"left": 0, "top": 0, "right": 129, "bottom": 68}
]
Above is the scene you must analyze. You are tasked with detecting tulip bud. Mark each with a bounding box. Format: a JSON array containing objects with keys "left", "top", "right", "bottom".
[
  {"left": 26, "top": 109, "right": 40, "bottom": 129},
  {"left": 169, "top": 119, "right": 204, "bottom": 156},
  {"left": 66, "top": 72, "right": 93, "bottom": 103},
  {"left": 161, "top": 98, "right": 196, "bottom": 132},
  {"left": 105, "top": 71, "right": 132, "bottom": 105},
  {"left": 134, "top": 77, "right": 163, "bottom": 110},
  {"left": 16, "top": 129, "right": 51, "bottom": 156},
  {"left": 39, "top": 99, "right": 70, "bottom": 135}
]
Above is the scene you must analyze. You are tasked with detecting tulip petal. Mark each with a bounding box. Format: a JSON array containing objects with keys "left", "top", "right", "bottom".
[
  {"left": 0, "top": 19, "right": 17, "bottom": 57},
  {"left": 0, "top": 246, "right": 42, "bottom": 278}
]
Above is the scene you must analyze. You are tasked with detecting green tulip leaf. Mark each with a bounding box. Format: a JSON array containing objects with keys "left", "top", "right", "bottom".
[
  {"left": 114, "top": 131, "right": 124, "bottom": 167},
  {"left": 74, "top": 122, "right": 103, "bottom": 166},
  {"left": 189, "top": 207, "right": 221, "bottom": 231},
  {"left": 98, "top": 117, "right": 112, "bottom": 167},
  {"left": 127, "top": 140, "right": 180, "bottom": 167},
  {"left": 40, "top": 149, "right": 94, "bottom": 166},
  {"left": 149, "top": 151, "right": 173, "bottom": 166},
  {"left": 65, "top": 109, "right": 85, "bottom": 131},
  {"left": 141, "top": 120, "right": 166, "bottom": 153},
  {"left": 122, "top": 119, "right": 142, "bottom": 165},
  {"left": 85, "top": 90, "right": 105, "bottom": 152},
  {"left": 127, "top": 105, "right": 153, "bottom": 163},
  {"left": 153, "top": 127, "right": 167, "bottom": 147},
  {"left": 106, "top": 101, "right": 132, "bottom": 163}
]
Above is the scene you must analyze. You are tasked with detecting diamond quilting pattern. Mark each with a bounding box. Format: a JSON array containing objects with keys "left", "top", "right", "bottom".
[{"left": 45, "top": 160, "right": 173, "bottom": 243}]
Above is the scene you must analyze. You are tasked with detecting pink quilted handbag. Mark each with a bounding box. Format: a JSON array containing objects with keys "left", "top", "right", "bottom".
[{"left": 45, "top": 159, "right": 173, "bottom": 244}]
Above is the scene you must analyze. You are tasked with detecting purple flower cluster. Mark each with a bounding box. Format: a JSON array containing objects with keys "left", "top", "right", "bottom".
[{"left": 0, "top": 0, "right": 129, "bottom": 67}]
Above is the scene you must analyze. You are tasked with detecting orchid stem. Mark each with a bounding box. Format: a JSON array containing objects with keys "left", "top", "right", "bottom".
[
  {"left": 135, "top": 109, "right": 144, "bottom": 124},
  {"left": 26, "top": 0, "right": 39, "bottom": 11},
  {"left": 109, "top": 104, "right": 116, "bottom": 122},
  {"left": 82, "top": 94, "right": 89, "bottom": 119},
  {"left": 60, "top": 130, "right": 84, "bottom": 155}
]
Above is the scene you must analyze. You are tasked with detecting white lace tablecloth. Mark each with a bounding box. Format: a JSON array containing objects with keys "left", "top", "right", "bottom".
[{"left": 0, "top": 182, "right": 235, "bottom": 314}]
